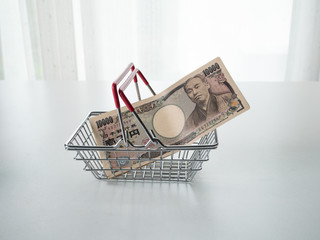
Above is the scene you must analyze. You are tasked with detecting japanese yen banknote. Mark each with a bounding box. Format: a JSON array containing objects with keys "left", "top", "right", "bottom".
[{"left": 89, "top": 57, "right": 250, "bottom": 177}]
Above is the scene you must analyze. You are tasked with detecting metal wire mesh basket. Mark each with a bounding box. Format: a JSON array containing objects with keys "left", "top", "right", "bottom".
[
  {"left": 65, "top": 63, "right": 219, "bottom": 182},
  {"left": 65, "top": 112, "right": 218, "bottom": 182}
]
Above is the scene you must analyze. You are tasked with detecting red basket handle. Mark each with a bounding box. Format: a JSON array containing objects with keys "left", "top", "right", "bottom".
[
  {"left": 119, "top": 68, "right": 154, "bottom": 112},
  {"left": 112, "top": 63, "right": 138, "bottom": 109}
]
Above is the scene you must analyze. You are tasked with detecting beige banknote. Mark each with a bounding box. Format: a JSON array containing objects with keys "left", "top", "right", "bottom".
[{"left": 89, "top": 57, "right": 250, "bottom": 177}]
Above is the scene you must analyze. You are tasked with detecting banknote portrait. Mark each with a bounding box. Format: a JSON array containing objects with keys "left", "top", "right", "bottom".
[{"left": 183, "top": 74, "right": 232, "bottom": 130}]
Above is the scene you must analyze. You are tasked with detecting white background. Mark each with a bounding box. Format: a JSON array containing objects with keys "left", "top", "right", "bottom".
[{"left": 0, "top": 0, "right": 301, "bottom": 83}]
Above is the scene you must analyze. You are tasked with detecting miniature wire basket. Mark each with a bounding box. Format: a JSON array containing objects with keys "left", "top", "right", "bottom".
[
  {"left": 65, "top": 63, "right": 219, "bottom": 182},
  {"left": 65, "top": 112, "right": 218, "bottom": 182}
]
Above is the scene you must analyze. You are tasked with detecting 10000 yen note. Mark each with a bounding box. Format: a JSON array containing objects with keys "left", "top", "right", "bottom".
[{"left": 89, "top": 57, "right": 250, "bottom": 177}]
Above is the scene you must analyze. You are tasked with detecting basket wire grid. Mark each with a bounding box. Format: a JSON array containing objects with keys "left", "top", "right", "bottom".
[{"left": 65, "top": 112, "right": 218, "bottom": 182}]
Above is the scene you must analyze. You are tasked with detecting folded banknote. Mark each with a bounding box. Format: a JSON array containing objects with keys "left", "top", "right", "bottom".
[{"left": 89, "top": 57, "right": 250, "bottom": 177}]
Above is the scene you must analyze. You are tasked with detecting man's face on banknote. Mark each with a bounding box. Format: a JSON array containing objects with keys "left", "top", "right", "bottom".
[{"left": 184, "top": 77, "right": 210, "bottom": 106}]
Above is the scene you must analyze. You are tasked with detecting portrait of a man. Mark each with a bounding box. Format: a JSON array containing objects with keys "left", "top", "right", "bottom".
[{"left": 183, "top": 74, "right": 232, "bottom": 130}]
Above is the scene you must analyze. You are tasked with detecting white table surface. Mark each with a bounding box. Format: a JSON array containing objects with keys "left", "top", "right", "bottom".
[{"left": 0, "top": 81, "right": 319, "bottom": 240}]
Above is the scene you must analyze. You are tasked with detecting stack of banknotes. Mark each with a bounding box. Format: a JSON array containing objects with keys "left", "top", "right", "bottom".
[{"left": 89, "top": 57, "right": 250, "bottom": 177}]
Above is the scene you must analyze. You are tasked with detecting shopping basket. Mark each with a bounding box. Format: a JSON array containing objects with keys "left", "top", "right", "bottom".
[{"left": 64, "top": 63, "right": 219, "bottom": 182}]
